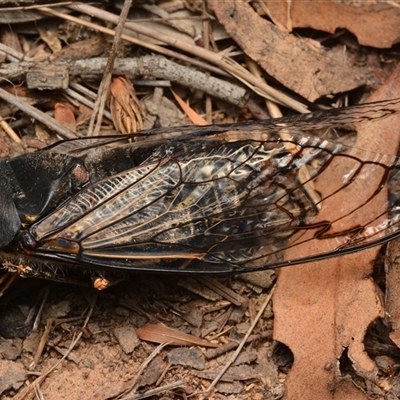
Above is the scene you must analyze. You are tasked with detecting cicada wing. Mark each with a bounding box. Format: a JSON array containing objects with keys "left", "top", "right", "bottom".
[
  {"left": 47, "top": 97, "right": 400, "bottom": 153},
  {"left": 23, "top": 130, "right": 349, "bottom": 272},
  {"left": 18, "top": 97, "right": 400, "bottom": 273}
]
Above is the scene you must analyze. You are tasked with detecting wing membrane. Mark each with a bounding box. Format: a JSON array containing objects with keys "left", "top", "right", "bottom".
[{"left": 18, "top": 98, "right": 400, "bottom": 273}]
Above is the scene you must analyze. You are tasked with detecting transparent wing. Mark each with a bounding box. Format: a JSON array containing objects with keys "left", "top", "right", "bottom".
[{"left": 23, "top": 98, "right": 400, "bottom": 273}]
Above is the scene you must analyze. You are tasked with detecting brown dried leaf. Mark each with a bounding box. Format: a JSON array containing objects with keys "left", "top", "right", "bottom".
[
  {"left": 265, "top": 0, "right": 400, "bottom": 49},
  {"left": 110, "top": 76, "right": 144, "bottom": 134},
  {"left": 54, "top": 103, "right": 76, "bottom": 132},
  {"left": 136, "top": 323, "right": 218, "bottom": 348},
  {"left": 208, "top": 0, "right": 366, "bottom": 101},
  {"left": 273, "top": 65, "right": 400, "bottom": 399},
  {"left": 171, "top": 89, "right": 208, "bottom": 126}
]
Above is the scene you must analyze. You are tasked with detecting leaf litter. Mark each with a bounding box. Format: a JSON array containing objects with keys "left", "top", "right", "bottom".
[{"left": 1, "top": 1, "right": 400, "bottom": 399}]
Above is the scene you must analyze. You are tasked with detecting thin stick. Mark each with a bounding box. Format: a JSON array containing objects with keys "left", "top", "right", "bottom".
[
  {"left": 205, "top": 330, "right": 272, "bottom": 360},
  {"left": 0, "top": 57, "right": 249, "bottom": 108},
  {"left": 31, "top": 317, "right": 53, "bottom": 368},
  {"left": 32, "top": 285, "right": 50, "bottom": 332},
  {"left": 38, "top": 6, "right": 229, "bottom": 79},
  {"left": 121, "top": 380, "right": 185, "bottom": 400},
  {"left": 0, "top": 42, "right": 25, "bottom": 62},
  {"left": 67, "top": 4, "right": 308, "bottom": 113},
  {"left": 0, "top": 87, "right": 76, "bottom": 139},
  {"left": 12, "top": 293, "right": 98, "bottom": 400},
  {"left": 1, "top": 1, "right": 74, "bottom": 12},
  {"left": 199, "top": 285, "right": 276, "bottom": 399},
  {"left": 119, "top": 343, "right": 169, "bottom": 398},
  {"left": 63, "top": 86, "right": 113, "bottom": 121},
  {"left": 0, "top": 116, "right": 21, "bottom": 143},
  {"left": 202, "top": 1, "right": 213, "bottom": 124},
  {"left": 87, "top": 0, "right": 132, "bottom": 136}
]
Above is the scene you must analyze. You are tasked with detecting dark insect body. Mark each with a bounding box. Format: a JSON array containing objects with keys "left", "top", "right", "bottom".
[{"left": 1, "top": 98, "right": 400, "bottom": 286}]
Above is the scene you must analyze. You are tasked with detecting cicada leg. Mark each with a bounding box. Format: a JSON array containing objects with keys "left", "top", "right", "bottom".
[
  {"left": 0, "top": 271, "right": 19, "bottom": 296},
  {"left": 1, "top": 261, "right": 112, "bottom": 289},
  {"left": 92, "top": 276, "right": 124, "bottom": 290}
]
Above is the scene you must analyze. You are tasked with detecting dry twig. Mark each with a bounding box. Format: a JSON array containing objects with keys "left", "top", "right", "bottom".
[
  {"left": 0, "top": 86, "right": 76, "bottom": 139},
  {"left": 12, "top": 293, "right": 98, "bottom": 400},
  {"left": 86, "top": 0, "right": 133, "bottom": 136},
  {"left": 205, "top": 330, "right": 272, "bottom": 360},
  {"left": 118, "top": 343, "right": 169, "bottom": 398},
  {"left": 120, "top": 380, "right": 185, "bottom": 400},
  {"left": 44, "top": 3, "right": 308, "bottom": 113},
  {"left": 0, "top": 56, "right": 249, "bottom": 108},
  {"left": 199, "top": 285, "right": 276, "bottom": 399},
  {"left": 38, "top": 5, "right": 228, "bottom": 78}
]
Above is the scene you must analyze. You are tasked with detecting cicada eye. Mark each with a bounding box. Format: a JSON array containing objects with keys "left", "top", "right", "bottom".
[{"left": 69, "top": 163, "right": 90, "bottom": 191}]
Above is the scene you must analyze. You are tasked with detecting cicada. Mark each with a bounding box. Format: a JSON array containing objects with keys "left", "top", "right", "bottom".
[{"left": 1, "top": 98, "right": 400, "bottom": 286}]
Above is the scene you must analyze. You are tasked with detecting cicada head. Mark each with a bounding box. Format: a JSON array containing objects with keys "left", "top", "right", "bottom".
[{"left": 0, "top": 151, "right": 89, "bottom": 247}]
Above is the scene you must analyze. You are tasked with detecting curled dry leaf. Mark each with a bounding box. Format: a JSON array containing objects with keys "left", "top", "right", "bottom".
[
  {"left": 264, "top": 0, "right": 400, "bottom": 49},
  {"left": 136, "top": 323, "right": 219, "bottom": 348},
  {"left": 208, "top": 0, "right": 366, "bottom": 102},
  {"left": 54, "top": 103, "right": 76, "bottom": 132},
  {"left": 110, "top": 76, "right": 144, "bottom": 134}
]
